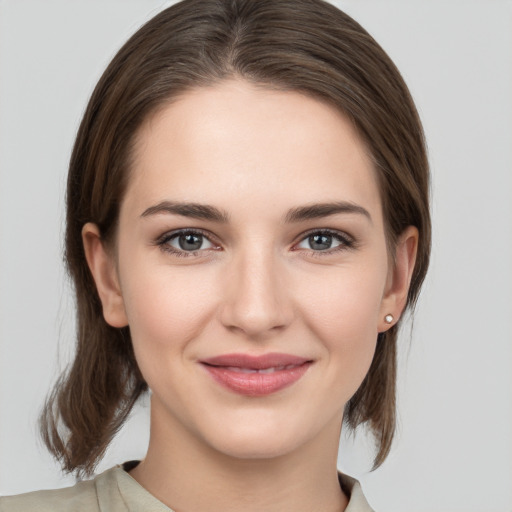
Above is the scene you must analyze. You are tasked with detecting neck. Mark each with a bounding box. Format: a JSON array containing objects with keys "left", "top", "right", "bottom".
[{"left": 130, "top": 405, "right": 348, "bottom": 512}]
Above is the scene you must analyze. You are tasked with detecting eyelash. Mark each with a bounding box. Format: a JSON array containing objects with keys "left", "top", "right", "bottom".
[
  {"left": 155, "top": 228, "right": 356, "bottom": 258},
  {"left": 155, "top": 228, "right": 219, "bottom": 258},
  {"left": 293, "top": 228, "right": 356, "bottom": 258}
]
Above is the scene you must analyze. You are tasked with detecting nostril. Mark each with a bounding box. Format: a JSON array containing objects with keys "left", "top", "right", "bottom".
[
  {"left": 220, "top": 303, "right": 292, "bottom": 338},
  {"left": 217, "top": 257, "right": 294, "bottom": 337}
]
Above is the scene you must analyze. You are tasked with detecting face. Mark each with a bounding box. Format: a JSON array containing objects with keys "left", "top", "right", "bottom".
[{"left": 85, "top": 79, "right": 415, "bottom": 461}]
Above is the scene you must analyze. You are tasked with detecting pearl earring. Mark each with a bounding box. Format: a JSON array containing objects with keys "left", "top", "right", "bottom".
[{"left": 384, "top": 314, "right": 394, "bottom": 324}]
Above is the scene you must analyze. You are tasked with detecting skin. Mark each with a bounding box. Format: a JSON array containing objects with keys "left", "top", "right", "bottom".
[{"left": 83, "top": 79, "right": 418, "bottom": 512}]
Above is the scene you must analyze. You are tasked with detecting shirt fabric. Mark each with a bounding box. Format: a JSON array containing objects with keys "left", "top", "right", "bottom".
[{"left": 0, "top": 463, "right": 374, "bottom": 512}]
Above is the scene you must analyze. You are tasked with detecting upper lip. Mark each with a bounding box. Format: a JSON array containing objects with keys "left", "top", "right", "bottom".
[{"left": 201, "top": 353, "right": 312, "bottom": 370}]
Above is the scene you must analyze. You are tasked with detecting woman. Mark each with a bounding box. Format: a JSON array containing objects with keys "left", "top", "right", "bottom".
[{"left": 0, "top": 0, "right": 430, "bottom": 510}]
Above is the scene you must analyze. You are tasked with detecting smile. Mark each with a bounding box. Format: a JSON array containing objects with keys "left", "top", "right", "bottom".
[
  {"left": 200, "top": 353, "right": 313, "bottom": 396},
  {"left": 221, "top": 364, "right": 300, "bottom": 374}
]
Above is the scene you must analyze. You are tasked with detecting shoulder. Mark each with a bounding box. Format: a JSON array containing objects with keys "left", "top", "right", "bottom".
[
  {"left": 0, "top": 479, "right": 98, "bottom": 512},
  {"left": 0, "top": 467, "right": 123, "bottom": 512},
  {"left": 339, "top": 472, "right": 375, "bottom": 512}
]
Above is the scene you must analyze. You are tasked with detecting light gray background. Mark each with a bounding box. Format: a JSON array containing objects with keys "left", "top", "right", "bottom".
[{"left": 1, "top": 1, "right": 511, "bottom": 510}]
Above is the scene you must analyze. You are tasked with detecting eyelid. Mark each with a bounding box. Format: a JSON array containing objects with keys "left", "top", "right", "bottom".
[
  {"left": 155, "top": 228, "right": 221, "bottom": 257},
  {"left": 291, "top": 228, "right": 356, "bottom": 253},
  {"left": 154, "top": 226, "right": 356, "bottom": 259}
]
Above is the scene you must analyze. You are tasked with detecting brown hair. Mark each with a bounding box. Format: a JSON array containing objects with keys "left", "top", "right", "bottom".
[{"left": 40, "top": 0, "right": 431, "bottom": 476}]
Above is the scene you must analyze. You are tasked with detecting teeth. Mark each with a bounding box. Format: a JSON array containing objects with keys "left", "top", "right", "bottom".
[
  {"left": 225, "top": 366, "right": 257, "bottom": 373},
  {"left": 223, "top": 365, "right": 296, "bottom": 373}
]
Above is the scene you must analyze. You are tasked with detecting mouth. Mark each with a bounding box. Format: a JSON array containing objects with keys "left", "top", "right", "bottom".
[{"left": 200, "top": 353, "right": 313, "bottom": 396}]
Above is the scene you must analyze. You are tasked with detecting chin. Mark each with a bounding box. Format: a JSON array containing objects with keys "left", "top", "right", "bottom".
[
  {"left": 200, "top": 413, "right": 320, "bottom": 461},
  {"left": 211, "top": 433, "right": 302, "bottom": 461}
]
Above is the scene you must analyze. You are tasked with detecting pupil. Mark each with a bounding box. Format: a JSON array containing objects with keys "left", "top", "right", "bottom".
[
  {"left": 310, "top": 234, "right": 332, "bottom": 250},
  {"left": 179, "top": 233, "right": 202, "bottom": 251}
]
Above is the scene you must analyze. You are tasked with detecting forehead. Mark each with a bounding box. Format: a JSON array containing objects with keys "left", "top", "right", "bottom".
[{"left": 124, "top": 79, "right": 382, "bottom": 222}]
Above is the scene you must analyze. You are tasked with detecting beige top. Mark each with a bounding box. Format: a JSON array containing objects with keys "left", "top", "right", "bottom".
[{"left": 0, "top": 464, "right": 374, "bottom": 512}]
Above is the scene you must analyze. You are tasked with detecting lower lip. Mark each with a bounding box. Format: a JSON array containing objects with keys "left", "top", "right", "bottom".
[{"left": 201, "top": 362, "right": 312, "bottom": 396}]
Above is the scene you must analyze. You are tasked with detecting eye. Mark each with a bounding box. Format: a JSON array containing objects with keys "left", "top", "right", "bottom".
[
  {"left": 157, "top": 229, "right": 218, "bottom": 257},
  {"left": 172, "top": 232, "right": 213, "bottom": 251},
  {"left": 295, "top": 230, "right": 354, "bottom": 253}
]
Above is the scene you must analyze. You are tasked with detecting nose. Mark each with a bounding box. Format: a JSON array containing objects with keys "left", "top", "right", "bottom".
[{"left": 219, "top": 248, "right": 294, "bottom": 339}]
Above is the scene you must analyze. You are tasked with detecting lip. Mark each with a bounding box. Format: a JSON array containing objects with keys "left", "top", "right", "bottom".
[{"left": 200, "top": 353, "right": 313, "bottom": 396}]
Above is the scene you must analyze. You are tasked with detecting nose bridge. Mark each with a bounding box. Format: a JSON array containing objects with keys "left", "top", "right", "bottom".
[{"left": 220, "top": 242, "right": 292, "bottom": 338}]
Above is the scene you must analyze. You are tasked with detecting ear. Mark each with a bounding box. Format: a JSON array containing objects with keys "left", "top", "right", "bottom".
[
  {"left": 82, "top": 222, "right": 128, "bottom": 328},
  {"left": 378, "top": 226, "right": 419, "bottom": 332}
]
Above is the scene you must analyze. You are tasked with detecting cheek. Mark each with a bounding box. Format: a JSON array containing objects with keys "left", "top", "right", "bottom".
[
  {"left": 119, "top": 258, "right": 219, "bottom": 369},
  {"left": 296, "top": 261, "right": 387, "bottom": 390},
  {"left": 300, "top": 262, "right": 386, "bottom": 340}
]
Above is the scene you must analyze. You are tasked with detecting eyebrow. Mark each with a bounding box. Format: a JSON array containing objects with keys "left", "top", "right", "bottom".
[
  {"left": 284, "top": 201, "right": 372, "bottom": 223},
  {"left": 141, "top": 201, "right": 230, "bottom": 222},
  {"left": 140, "top": 200, "right": 371, "bottom": 223}
]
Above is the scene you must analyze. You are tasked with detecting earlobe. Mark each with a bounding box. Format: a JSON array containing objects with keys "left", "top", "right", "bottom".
[
  {"left": 82, "top": 223, "right": 128, "bottom": 328},
  {"left": 378, "top": 226, "right": 419, "bottom": 332}
]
